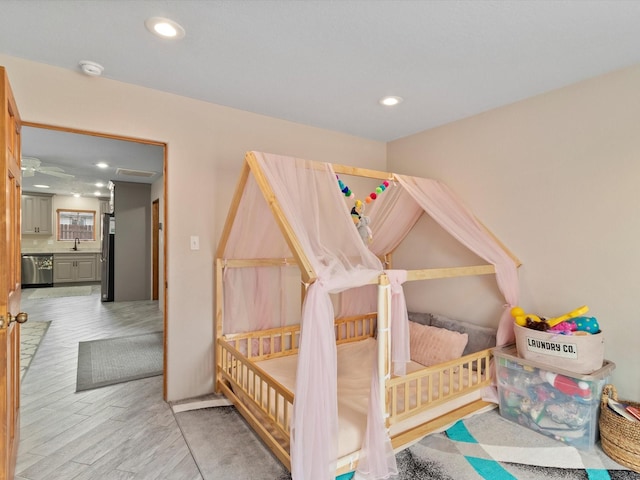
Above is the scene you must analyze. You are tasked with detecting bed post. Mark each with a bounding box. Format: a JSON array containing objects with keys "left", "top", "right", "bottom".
[
  {"left": 377, "top": 273, "right": 391, "bottom": 420},
  {"left": 214, "top": 258, "right": 224, "bottom": 394}
]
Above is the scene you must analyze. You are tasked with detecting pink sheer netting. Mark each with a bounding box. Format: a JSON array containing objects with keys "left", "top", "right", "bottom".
[
  {"left": 386, "top": 270, "right": 410, "bottom": 376},
  {"left": 222, "top": 172, "right": 293, "bottom": 334},
  {"left": 367, "top": 183, "right": 424, "bottom": 256},
  {"left": 357, "top": 358, "right": 398, "bottom": 478},
  {"left": 254, "top": 152, "right": 383, "bottom": 480},
  {"left": 395, "top": 174, "right": 519, "bottom": 346}
]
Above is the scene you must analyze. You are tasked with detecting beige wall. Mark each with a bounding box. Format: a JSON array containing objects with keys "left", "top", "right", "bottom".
[
  {"left": 7, "top": 51, "right": 636, "bottom": 402},
  {"left": 1, "top": 54, "right": 387, "bottom": 401},
  {"left": 388, "top": 65, "right": 640, "bottom": 400}
]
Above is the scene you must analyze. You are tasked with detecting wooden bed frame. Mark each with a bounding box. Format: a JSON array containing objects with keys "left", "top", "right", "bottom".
[
  {"left": 214, "top": 153, "right": 520, "bottom": 476},
  {"left": 215, "top": 269, "right": 495, "bottom": 475}
]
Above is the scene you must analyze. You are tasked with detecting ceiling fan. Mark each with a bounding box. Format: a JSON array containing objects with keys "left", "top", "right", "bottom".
[{"left": 21, "top": 156, "right": 75, "bottom": 179}]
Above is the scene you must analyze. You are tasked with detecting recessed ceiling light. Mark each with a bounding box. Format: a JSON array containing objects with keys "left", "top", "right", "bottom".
[
  {"left": 145, "top": 17, "right": 186, "bottom": 39},
  {"left": 33, "top": 184, "right": 50, "bottom": 189},
  {"left": 95, "top": 182, "right": 104, "bottom": 187},
  {"left": 96, "top": 162, "right": 109, "bottom": 169},
  {"left": 73, "top": 193, "right": 81, "bottom": 198},
  {"left": 379, "top": 96, "right": 404, "bottom": 107},
  {"left": 94, "top": 191, "right": 102, "bottom": 196}
]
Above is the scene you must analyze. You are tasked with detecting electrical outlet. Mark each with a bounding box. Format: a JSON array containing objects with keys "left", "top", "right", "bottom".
[{"left": 190, "top": 235, "right": 199, "bottom": 250}]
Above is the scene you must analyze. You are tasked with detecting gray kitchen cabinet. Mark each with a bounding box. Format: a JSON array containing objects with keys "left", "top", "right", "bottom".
[
  {"left": 53, "top": 253, "right": 97, "bottom": 283},
  {"left": 22, "top": 194, "right": 53, "bottom": 235}
]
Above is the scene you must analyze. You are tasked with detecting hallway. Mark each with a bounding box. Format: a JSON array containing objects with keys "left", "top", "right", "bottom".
[{"left": 16, "top": 287, "right": 203, "bottom": 480}]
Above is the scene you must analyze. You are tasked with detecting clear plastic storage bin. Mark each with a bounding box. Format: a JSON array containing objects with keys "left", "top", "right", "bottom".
[{"left": 493, "top": 344, "right": 615, "bottom": 451}]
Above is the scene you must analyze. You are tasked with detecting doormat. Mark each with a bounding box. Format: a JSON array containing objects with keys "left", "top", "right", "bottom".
[
  {"left": 28, "top": 285, "right": 93, "bottom": 299},
  {"left": 76, "top": 331, "right": 163, "bottom": 392}
]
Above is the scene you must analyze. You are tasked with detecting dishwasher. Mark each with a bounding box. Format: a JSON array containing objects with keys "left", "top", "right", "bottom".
[{"left": 21, "top": 254, "right": 54, "bottom": 287}]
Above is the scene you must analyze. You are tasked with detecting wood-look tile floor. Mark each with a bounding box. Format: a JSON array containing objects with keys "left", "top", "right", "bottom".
[{"left": 17, "top": 286, "right": 204, "bottom": 480}]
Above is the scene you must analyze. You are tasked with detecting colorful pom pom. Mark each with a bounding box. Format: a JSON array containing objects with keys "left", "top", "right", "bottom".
[{"left": 336, "top": 175, "right": 390, "bottom": 210}]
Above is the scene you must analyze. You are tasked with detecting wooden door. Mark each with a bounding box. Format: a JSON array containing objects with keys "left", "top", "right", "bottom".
[{"left": 0, "top": 65, "right": 26, "bottom": 480}]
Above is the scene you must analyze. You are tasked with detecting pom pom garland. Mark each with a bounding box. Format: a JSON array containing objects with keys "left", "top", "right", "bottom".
[
  {"left": 336, "top": 175, "right": 391, "bottom": 207},
  {"left": 337, "top": 178, "right": 353, "bottom": 197}
]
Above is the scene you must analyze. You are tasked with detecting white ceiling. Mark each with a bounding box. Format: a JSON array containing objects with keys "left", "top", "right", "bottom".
[
  {"left": 3, "top": 1, "right": 640, "bottom": 194},
  {"left": 20, "top": 127, "right": 164, "bottom": 197}
]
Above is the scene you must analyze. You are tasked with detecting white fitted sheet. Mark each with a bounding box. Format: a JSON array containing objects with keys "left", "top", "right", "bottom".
[{"left": 254, "top": 337, "right": 482, "bottom": 458}]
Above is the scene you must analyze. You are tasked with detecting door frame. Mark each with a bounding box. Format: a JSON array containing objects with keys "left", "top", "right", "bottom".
[
  {"left": 152, "top": 198, "right": 160, "bottom": 301},
  {"left": 22, "top": 122, "right": 169, "bottom": 399}
]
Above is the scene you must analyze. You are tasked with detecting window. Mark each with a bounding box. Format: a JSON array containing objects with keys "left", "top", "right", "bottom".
[{"left": 57, "top": 209, "right": 96, "bottom": 241}]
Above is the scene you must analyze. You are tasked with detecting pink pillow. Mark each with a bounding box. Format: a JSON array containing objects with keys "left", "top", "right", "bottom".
[{"left": 409, "top": 321, "right": 468, "bottom": 367}]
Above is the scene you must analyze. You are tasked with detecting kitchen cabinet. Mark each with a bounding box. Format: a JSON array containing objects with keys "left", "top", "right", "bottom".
[
  {"left": 22, "top": 194, "right": 53, "bottom": 235},
  {"left": 53, "top": 253, "right": 98, "bottom": 283}
]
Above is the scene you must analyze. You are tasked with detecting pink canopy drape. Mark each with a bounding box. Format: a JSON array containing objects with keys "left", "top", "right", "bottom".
[
  {"left": 395, "top": 174, "right": 519, "bottom": 346},
  {"left": 255, "top": 153, "right": 383, "bottom": 480}
]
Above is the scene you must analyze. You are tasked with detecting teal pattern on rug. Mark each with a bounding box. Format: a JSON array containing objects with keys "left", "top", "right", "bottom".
[
  {"left": 445, "top": 420, "right": 612, "bottom": 480},
  {"left": 446, "top": 421, "right": 516, "bottom": 479}
]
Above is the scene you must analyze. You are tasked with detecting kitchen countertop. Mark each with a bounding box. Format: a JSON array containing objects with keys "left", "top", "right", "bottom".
[{"left": 21, "top": 249, "right": 102, "bottom": 255}]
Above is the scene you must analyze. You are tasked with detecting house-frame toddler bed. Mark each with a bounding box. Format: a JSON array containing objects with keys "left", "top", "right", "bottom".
[{"left": 215, "top": 151, "right": 520, "bottom": 480}]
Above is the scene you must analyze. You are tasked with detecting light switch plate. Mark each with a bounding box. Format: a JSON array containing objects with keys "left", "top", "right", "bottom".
[{"left": 190, "top": 235, "right": 200, "bottom": 250}]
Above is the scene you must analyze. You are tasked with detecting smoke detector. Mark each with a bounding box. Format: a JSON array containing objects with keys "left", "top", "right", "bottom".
[{"left": 79, "top": 60, "right": 104, "bottom": 77}]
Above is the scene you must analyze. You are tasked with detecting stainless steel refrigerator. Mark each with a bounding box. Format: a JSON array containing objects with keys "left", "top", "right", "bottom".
[{"left": 100, "top": 212, "right": 115, "bottom": 302}]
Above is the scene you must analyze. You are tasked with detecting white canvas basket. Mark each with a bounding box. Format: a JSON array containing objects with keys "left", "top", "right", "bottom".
[{"left": 513, "top": 323, "right": 604, "bottom": 374}]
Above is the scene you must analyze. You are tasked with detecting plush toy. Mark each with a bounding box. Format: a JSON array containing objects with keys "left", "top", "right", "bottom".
[
  {"left": 548, "top": 320, "right": 576, "bottom": 334},
  {"left": 510, "top": 306, "right": 544, "bottom": 327},
  {"left": 511, "top": 305, "right": 590, "bottom": 330},
  {"left": 356, "top": 215, "right": 372, "bottom": 244},
  {"left": 351, "top": 200, "right": 363, "bottom": 225},
  {"left": 571, "top": 316, "right": 600, "bottom": 334},
  {"left": 542, "top": 371, "right": 591, "bottom": 399}
]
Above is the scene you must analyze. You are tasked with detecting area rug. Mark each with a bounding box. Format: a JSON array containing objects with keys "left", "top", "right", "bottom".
[
  {"left": 76, "top": 331, "right": 163, "bottom": 392},
  {"left": 28, "top": 285, "right": 93, "bottom": 299},
  {"left": 175, "top": 406, "right": 639, "bottom": 480},
  {"left": 396, "top": 408, "right": 639, "bottom": 480},
  {"left": 20, "top": 320, "right": 51, "bottom": 380}
]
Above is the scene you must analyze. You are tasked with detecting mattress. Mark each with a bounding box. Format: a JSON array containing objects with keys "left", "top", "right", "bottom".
[
  {"left": 253, "top": 337, "right": 484, "bottom": 458},
  {"left": 257, "top": 337, "right": 376, "bottom": 457}
]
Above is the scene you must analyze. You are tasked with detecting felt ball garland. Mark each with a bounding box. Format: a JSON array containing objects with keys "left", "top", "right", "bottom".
[
  {"left": 337, "top": 178, "right": 353, "bottom": 198},
  {"left": 336, "top": 175, "right": 390, "bottom": 205}
]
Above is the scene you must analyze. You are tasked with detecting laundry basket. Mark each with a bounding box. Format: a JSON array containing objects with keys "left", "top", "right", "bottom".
[{"left": 599, "top": 384, "right": 640, "bottom": 472}]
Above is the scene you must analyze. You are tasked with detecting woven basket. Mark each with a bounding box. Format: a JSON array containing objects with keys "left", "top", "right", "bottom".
[{"left": 599, "top": 384, "right": 640, "bottom": 472}]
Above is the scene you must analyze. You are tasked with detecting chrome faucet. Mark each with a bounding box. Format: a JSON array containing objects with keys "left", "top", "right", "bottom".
[{"left": 73, "top": 237, "right": 80, "bottom": 251}]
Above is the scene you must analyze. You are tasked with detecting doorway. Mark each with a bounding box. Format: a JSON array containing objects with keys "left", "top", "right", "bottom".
[{"left": 20, "top": 122, "right": 168, "bottom": 397}]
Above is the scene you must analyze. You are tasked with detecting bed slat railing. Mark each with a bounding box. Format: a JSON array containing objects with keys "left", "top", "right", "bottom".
[
  {"left": 224, "top": 325, "right": 301, "bottom": 360},
  {"left": 218, "top": 339, "right": 293, "bottom": 439},
  {"left": 216, "top": 313, "right": 378, "bottom": 438},
  {"left": 222, "top": 313, "right": 377, "bottom": 362},
  {"left": 387, "top": 349, "right": 492, "bottom": 425},
  {"left": 335, "top": 313, "right": 376, "bottom": 343}
]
